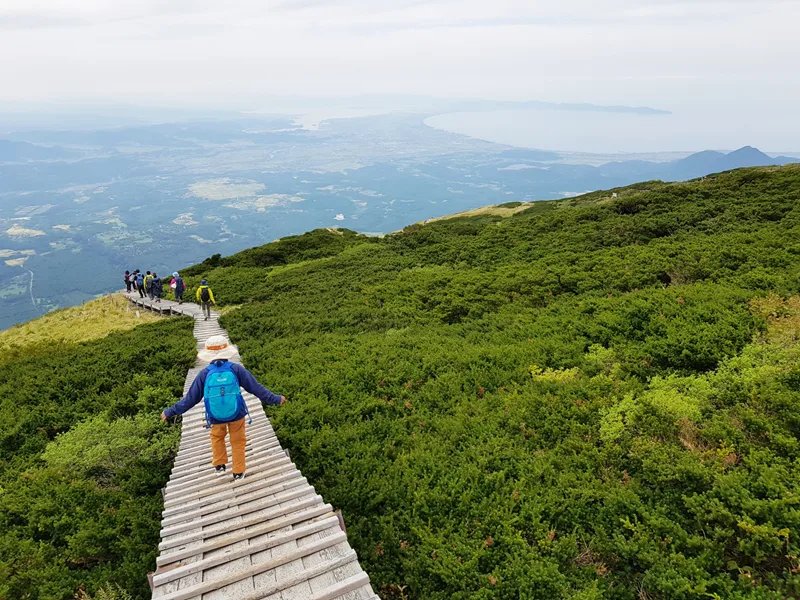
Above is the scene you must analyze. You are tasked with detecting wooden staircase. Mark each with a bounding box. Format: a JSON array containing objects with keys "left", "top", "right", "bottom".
[{"left": 124, "top": 293, "right": 378, "bottom": 600}]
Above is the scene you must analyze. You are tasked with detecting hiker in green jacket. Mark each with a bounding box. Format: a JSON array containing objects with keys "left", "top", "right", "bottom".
[{"left": 196, "top": 280, "right": 215, "bottom": 320}]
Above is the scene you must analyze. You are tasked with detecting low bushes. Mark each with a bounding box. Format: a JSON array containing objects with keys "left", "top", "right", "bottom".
[
  {"left": 0, "top": 318, "right": 196, "bottom": 599},
  {"left": 206, "top": 167, "right": 800, "bottom": 598}
]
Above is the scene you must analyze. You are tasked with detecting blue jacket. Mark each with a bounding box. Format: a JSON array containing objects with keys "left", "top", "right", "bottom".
[{"left": 164, "top": 360, "right": 282, "bottom": 424}]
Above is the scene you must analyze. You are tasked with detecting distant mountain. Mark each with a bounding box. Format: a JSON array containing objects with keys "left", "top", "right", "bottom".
[
  {"left": 476, "top": 145, "right": 800, "bottom": 206},
  {"left": 0, "top": 139, "right": 75, "bottom": 162},
  {"left": 726, "top": 146, "right": 777, "bottom": 167},
  {"left": 665, "top": 146, "right": 798, "bottom": 180}
]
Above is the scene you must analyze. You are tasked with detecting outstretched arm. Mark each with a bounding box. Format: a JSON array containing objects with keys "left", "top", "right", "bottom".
[
  {"left": 162, "top": 370, "right": 207, "bottom": 420},
  {"left": 232, "top": 363, "right": 285, "bottom": 405}
]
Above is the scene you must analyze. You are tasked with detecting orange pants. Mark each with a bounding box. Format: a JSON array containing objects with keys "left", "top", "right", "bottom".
[{"left": 210, "top": 418, "right": 247, "bottom": 474}]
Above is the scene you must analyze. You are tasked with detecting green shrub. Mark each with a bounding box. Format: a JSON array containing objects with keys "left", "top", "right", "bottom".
[
  {"left": 197, "top": 167, "right": 800, "bottom": 598},
  {"left": 0, "top": 318, "right": 196, "bottom": 600}
]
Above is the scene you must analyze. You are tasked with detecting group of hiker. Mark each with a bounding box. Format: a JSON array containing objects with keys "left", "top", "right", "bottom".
[
  {"left": 124, "top": 269, "right": 185, "bottom": 303},
  {"left": 124, "top": 269, "right": 181, "bottom": 303},
  {"left": 122, "top": 268, "right": 273, "bottom": 481},
  {"left": 123, "top": 270, "right": 216, "bottom": 320}
]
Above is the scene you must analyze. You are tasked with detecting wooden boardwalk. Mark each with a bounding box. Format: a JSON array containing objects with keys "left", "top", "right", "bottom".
[{"left": 124, "top": 293, "right": 378, "bottom": 600}]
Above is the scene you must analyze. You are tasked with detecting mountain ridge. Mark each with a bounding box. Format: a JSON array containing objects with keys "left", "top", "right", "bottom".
[
  {"left": 603, "top": 145, "right": 798, "bottom": 181},
  {"left": 0, "top": 138, "right": 75, "bottom": 162}
]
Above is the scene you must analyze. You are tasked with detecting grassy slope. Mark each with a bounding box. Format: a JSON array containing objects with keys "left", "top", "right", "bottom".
[
  {"left": 177, "top": 165, "right": 800, "bottom": 599},
  {"left": 0, "top": 294, "right": 158, "bottom": 360}
]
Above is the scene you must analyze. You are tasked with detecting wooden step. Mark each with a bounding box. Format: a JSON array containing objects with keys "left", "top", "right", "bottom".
[{"left": 125, "top": 293, "right": 376, "bottom": 597}]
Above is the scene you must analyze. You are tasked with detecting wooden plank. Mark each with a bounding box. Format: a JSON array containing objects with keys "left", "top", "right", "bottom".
[
  {"left": 301, "top": 526, "right": 366, "bottom": 599},
  {"left": 161, "top": 476, "right": 309, "bottom": 527},
  {"left": 310, "top": 573, "right": 372, "bottom": 600},
  {"left": 160, "top": 486, "right": 316, "bottom": 537},
  {"left": 212, "top": 553, "right": 358, "bottom": 600},
  {"left": 161, "top": 471, "right": 306, "bottom": 519},
  {"left": 153, "top": 531, "right": 348, "bottom": 600},
  {"left": 168, "top": 440, "right": 280, "bottom": 478},
  {"left": 171, "top": 434, "right": 277, "bottom": 465},
  {"left": 254, "top": 519, "right": 313, "bottom": 599},
  {"left": 173, "top": 429, "right": 276, "bottom": 456},
  {"left": 167, "top": 455, "right": 292, "bottom": 495},
  {"left": 175, "top": 421, "right": 274, "bottom": 438},
  {"left": 167, "top": 443, "right": 282, "bottom": 488},
  {"left": 159, "top": 495, "right": 324, "bottom": 551},
  {"left": 250, "top": 550, "right": 358, "bottom": 600},
  {"left": 157, "top": 504, "right": 334, "bottom": 567},
  {"left": 173, "top": 433, "right": 278, "bottom": 462},
  {"left": 163, "top": 457, "right": 294, "bottom": 502},
  {"left": 153, "top": 516, "right": 341, "bottom": 586}
]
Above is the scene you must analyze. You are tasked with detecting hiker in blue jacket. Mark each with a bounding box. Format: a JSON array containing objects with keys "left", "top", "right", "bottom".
[{"left": 161, "top": 335, "right": 286, "bottom": 480}]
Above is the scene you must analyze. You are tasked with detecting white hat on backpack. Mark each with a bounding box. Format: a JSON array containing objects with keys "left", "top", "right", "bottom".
[{"left": 197, "top": 335, "right": 239, "bottom": 362}]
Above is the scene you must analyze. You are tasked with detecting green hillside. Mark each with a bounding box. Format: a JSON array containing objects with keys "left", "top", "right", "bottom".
[
  {"left": 184, "top": 166, "right": 800, "bottom": 599},
  {"left": 0, "top": 303, "right": 196, "bottom": 599},
  {"left": 4, "top": 165, "right": 800, "bottom": 599}
]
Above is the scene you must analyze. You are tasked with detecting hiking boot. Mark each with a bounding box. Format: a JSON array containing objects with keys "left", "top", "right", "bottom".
[
  {"left": 232, "top": 472, "right": 246, "bottom": 481},
  {"left": 215, "top": 465, "right": 226, "bottom": 475}
]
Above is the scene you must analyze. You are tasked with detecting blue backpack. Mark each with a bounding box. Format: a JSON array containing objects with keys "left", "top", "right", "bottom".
[{"left": 203, "top": 362, "right": 250, "bottom": 426}]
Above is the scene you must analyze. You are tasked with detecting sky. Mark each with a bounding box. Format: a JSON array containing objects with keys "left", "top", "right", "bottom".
[{"left": 0, "top": 0, "right": 799, "bottom": 148}]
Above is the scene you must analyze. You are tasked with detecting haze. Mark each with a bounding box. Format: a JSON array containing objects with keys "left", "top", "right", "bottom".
[{"left": 1, "top": 1, "right": 799, "bottom": 117}]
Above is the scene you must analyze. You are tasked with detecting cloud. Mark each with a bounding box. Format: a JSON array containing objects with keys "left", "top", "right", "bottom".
[
  {"left": 0, "top": 0, "right": 797, "bottom": 118},
  {"left": 0, "top": 0, "right": 789, "bottom": 31}
]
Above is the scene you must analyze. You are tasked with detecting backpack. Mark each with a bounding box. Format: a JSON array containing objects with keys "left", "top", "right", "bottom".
[
  {"left": 136, "top": 274, "right": 144, "bottom": 286},
  {"left": 200, "top": 287, "right": 211, "bottom": 302},
  {"left": 203, "top": 362, "right": 250, "bottom": 426}
]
